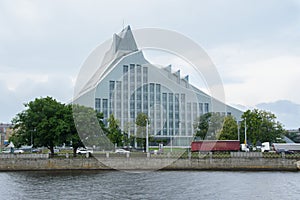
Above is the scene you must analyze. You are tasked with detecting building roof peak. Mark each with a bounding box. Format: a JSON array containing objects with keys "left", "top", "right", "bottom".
[{"left": 113, "top": 25, "right": 138, "bottom": 53}]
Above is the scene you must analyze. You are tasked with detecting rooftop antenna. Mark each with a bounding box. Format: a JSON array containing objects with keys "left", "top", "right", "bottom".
[{"left": 122, "top": 19, "right": 125, "bottom": 30}]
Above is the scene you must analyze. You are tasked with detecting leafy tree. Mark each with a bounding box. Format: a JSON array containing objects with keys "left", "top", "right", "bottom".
[
  {"left": 122, "top": 122, "right": 133, "bottom": 148},
  {"left": 194, "top": 113, "right": 224, "bottom": 140},
  {"left": 240, "top": 109, "right": 285, "bottom": 144},
  {"left": 62, "top": 104, "right": 84, "bottom": 157},
  {"left": 135, "top": 112, "right": 149, "bottom": 149},
  {"left": 219, "top": 115, "right": 238, "bottom": 140},
  {"left": 194, "top": 113, "right": 211, "bottom": 140},
  {"left": 10, "top": 97, "right": 112, "bottom": 156},
  {"left": 208, "top": 113, "right": 225, "bottom": 139},
  {"left": 107, "top": 114, "right": 123, "bottom": 147},
  {"left": 11, "top": 97, "right": 70, "bottom": 155},
  {"left": 72, "top": 104, "right": 112, "bottom": 151}
]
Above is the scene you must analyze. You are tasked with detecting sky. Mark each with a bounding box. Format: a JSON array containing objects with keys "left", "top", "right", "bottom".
[{"left": 0, "top": 0, "right": 300, "bottom": 128}]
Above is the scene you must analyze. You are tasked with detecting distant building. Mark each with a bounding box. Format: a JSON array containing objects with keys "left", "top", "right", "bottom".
[
  {"left": 74, "top": 26, "right": 243, "bottom": 146},
  {"left": 0, "top": 123, "right": 12, "bottom": 148}
]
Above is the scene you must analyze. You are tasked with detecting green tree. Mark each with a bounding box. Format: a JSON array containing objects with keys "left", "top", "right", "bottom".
[
  {"left": 11, "top": 97, "right": 70, "bottom": 155},
  {"left": 240, "top": 109, "right": 285, "bottom": 144},
  {"left": 219, "top": 115, "right": 238, "bottom": 140},
  {"left": 135, "top": 112, "right": 149, "bottom": 149},
  {"left": 194, "top": 113, "right": 224, "bottom": 140},
  {"left": 194, "top": 113, "right": 211, "bottom": 140},
  {"left": 122, "top": 122, "right": 133, "bottom": 148},
  {"left": 208, "top": 113, "right": 225, "bottom": 139},
  {"left": 63, "top": 104, "right": 84, "bottom": 157},
  {"left": 72, "top": 104, "right": 111, "bottom": 151},
  {"left": 107, "top": 114, "right": 123, "bottom": 147}
]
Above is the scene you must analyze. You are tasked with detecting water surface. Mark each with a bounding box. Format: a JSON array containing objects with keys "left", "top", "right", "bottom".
[{"left": 0, "top": 170, "right": 299, "bottom": 199}]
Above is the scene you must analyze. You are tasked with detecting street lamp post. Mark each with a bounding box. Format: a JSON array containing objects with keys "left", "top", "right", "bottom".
[
  {"left": 237, "top": 121, "right": 240, "bottom": 141},
  {"left": 146, "top": 118, "right": 149, "bottom": 153},
  {"left": 170, "top": 135, "right": 173, "bottom": 153},
  {"left": 244, "top": 118, "right": 247, "bottom": 145}
]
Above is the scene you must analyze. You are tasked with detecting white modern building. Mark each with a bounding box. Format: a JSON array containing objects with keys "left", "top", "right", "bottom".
[{"left": 74, "top": 26, "right": 242, "bottom": 146}]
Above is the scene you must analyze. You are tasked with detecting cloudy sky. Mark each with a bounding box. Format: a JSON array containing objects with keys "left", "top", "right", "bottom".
[{"left": 0, "top": 0, "right": 300, "bottom": 128}]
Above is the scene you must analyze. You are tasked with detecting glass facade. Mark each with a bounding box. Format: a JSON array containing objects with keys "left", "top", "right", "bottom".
[{"left": 95, "top": 64, "right": 215, "bottom": 142}]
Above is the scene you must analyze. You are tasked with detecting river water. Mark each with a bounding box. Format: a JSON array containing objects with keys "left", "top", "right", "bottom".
[{"left": 0, "top": 170, "right": 299, "bottom": 200}]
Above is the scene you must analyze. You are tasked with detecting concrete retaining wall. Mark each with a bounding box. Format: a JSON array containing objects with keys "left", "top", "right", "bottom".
[
  {"left": 0, "top": 156, "right": 299, "bottom": 171},
  {"left": 167, "top": 158, "right": 298, "bottom": 171}
]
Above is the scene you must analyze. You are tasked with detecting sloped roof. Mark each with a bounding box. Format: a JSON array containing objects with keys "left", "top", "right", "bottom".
[{"left": 76, "top": 25, "right": 139, "bottom": 98}]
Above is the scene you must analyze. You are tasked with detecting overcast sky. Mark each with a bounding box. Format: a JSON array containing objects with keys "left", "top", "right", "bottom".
[{"left": 0, "top": 0, "right": 300, "bottom": 128}]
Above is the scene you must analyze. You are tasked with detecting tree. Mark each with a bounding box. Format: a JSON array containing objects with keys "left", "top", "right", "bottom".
[
  {"left": 72, "top": 104, "right": 111, "bottom": 151},
  {"left": 219, "top": 115, "right": 238, "bottom": 140},
  {"left": 194, "top": 113, "right": 224, "bottom": 140},
  {"left": 107, "top": 114, "right": 123, "bottom": 147},
  {"left": 11, "top": 97, "right": 70, "bottom": 155},
  {"left": 135, "top": 112, "right": 149, "bottom": 149},
  {"left": 122, "top": 122, "right": 133, "bottom": 148},
  {"left": 194, "top": 113, "right": 211, "bottom": 140},
  {"left": 240, "top": 109, "right": 285, "bottom": 144},
  {"left": 63, "top": 104, "right": 84, "bottom": 157},
  {"left": 10, "top": 97, "right": 112, "bottom": 156},
  {"left": 208, "top": 113, "right": 225, "bottom": 139}
]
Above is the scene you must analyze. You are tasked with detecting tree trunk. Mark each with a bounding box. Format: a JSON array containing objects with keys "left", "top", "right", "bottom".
[
  {"left": 73, "top": 147, "right": 77, "bottom": 157},
  {"left": 49, "top": 146, "right": 54, "bottom": 158}
]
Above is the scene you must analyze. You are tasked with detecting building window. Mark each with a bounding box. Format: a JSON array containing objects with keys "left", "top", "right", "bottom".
[
  {"left": 175, "top": 94, "right": 179, "bottom": 126},
  {"left": 143, "top": 84, "right": 148, "bottom": 112},
  {"left": 204, "top": 103, "right": 209, "bottom": 113},
  {"left": 130, "top": 64, "right": 135, "bottom": 91},
  {"left": 109, "top": 81, "right": 115, "bottom": 114},
  {"left": 102, "top": 99, "right": 108, "bottom": 118},
  {"left": 149, "top": 83, "right": 155, "bottom": 107},
  {"left": 130, "top": 64, "right": 135, "bottom": 70},
  {"left": 109, "top": 80, "right": 115, "bottom": 90},
  {"left": 169, "top": 93, "right": 174, "bottom": 135},
  {"left": 95, "top": 98, "right": 101, "bottom": 112},
  {"left": 123, "top": 65, "right": 128, "bottom": 74},
  {"left": 136, "top": 87, "right": 142, "bottom": 100},
  {"left": 143, "top": 67, "right": 148, "bottom": 83},
  {"left": 199, "top": 103, "right": 203, "bottom": 115},
  {"left": 137, "top": 65, "right": 142, "bottom": 86},
  {"left": 150, "top": 83, "right": 155, "bottom": 93},
  {"left": 156, "top": 84, "right": 161, "bottom": 102},
  {"left": 193, "top": 102, "right": 197, "bottom": 119}
]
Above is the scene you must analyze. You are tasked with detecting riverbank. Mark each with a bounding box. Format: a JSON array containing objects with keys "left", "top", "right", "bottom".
[{"left": 0, "top": 153, "right": 299, "bottom": 171}]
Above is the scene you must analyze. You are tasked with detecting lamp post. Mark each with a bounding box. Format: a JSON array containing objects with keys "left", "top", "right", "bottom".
[
  {"left": 244, "top": 118, "right": 247, "bottom": 145},
  {"left": 170, "top": 135, "right": 173, "bottom": 153},
  {"left": 146, "top": 118, "right": 149, "bottom": 153},
  {"left": 237, "top": 121, "right": 240, "bottom": 142}
]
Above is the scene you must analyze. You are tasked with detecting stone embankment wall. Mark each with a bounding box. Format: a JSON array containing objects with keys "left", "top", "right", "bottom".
[{"left": 0, "top": 153, "right": 299, "bottom": 171}]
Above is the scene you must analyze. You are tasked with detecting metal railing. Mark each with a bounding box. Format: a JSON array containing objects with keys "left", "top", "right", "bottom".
[{"left": 0, "top": 153, "right": 49, "bottom": 159}]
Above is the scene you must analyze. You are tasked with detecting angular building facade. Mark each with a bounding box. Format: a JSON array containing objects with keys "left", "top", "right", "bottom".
[{"left": 75, "top": 26, "right": 242, "bottom": 146}]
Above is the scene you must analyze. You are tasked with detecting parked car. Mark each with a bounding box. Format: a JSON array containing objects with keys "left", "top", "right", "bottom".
[
  {"left": 32, "top": 148, "right": 42, "bottom": 153},
  {"left": 150, "top": 149, "right": 163, "bottom": 155},
  {"left": 76, "top": 148, "right": 93, "bottom": 155},
  {"left": 48, "top": 148, "right": 60, "bottom": 154},
  {"left": 2, "top": 149, "right": 24, "bottom": 154},
  {"left": 115, "top": 149, "right": 130, "bottom": 154},
  {"left": 2, "top": 149, "right": 11, "bottom": 153},
  {"left": 14, "top": 149, "right": 25, "bottom": 154}
]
